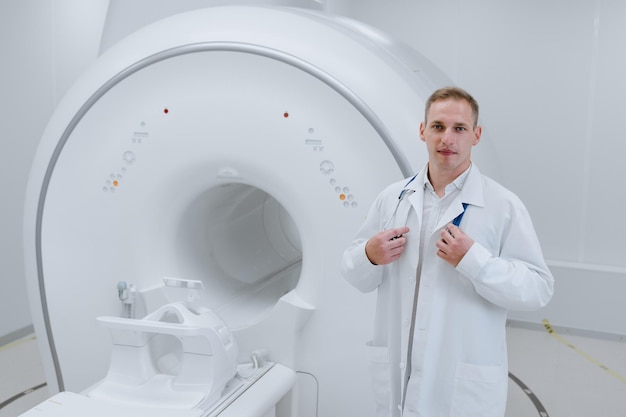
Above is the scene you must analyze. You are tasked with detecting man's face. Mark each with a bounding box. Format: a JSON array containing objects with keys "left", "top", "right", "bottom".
[{"left": 419, "top": 98, "right": 482, "bottom": 177}]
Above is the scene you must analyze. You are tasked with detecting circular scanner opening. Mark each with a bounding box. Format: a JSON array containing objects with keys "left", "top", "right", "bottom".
[{"left": 176, "top": 183, "right": 302, "bottom": 329}]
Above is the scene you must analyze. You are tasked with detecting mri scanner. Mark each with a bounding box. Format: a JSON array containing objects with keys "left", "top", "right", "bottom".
[{"left": 21, "top": 5, "right": 495, "bottom": 417}]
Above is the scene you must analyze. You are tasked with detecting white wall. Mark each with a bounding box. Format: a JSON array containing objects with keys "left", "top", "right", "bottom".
[
  {"left": 0, "top": 0, "right": 53, "bottom": 340},
  {"left": 0, "top": 0, "right": 108, "bottom": 340},
  {"left": 2, "top": 0, "right": 626, "bottom": 340}
]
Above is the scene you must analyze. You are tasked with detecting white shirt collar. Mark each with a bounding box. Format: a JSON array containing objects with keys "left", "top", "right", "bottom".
[{"left": 423, "top": 164, "right": 472, "bottom": 196}]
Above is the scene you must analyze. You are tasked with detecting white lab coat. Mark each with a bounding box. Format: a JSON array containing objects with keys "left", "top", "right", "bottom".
[{"left": 341, "top": 164, "right": 554, "bottom": 417}]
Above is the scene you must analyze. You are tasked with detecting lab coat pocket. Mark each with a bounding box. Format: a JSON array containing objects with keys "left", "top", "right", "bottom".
[
  {"left": 366, "top": 342, "right": 392, "bottom": 415},
  {"left": 450, "top": 362, "right": 507, "bottom": 417}
]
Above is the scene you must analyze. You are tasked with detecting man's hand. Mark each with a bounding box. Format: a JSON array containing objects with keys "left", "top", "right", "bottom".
[
  {"left": 436, "top": 223, "right": 474, "bottom": 267},
  {"left": 365, "top": 227, "right": 410, "bottom": 265}
]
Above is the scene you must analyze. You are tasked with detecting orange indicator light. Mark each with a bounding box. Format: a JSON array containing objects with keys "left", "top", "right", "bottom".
[
  {"left": 113, "top": 180, "right": 119, "bottom": 187},
  {"left": 339, "top": 194, "right": 346, "bottom": 201}
]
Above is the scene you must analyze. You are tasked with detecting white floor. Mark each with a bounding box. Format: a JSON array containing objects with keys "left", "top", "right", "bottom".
[
  {"left": 505, "top": 323, "right": 626, "bottom": 417},
  {"left": 0, "top": 335, "right": 49, "bottom": 417},
  {"left": 1, "top": 324, "right": 624, "bottom": 417}
]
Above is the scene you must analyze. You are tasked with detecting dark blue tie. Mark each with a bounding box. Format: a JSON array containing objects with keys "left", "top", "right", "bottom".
[{"left": 452, "top": 203, "right": 469, "bottom": 227}]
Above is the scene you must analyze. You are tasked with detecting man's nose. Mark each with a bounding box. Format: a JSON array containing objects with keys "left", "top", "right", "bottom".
[{"left": 441, "top": 128, "right": 454, "bottom": 143}]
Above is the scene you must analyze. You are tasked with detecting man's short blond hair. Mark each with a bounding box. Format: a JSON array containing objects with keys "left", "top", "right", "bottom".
[{"left": 425, "top": 87, "right": 480, "bottom": 128}]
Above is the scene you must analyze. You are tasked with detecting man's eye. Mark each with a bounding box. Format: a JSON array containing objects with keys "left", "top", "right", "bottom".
[
  {"left": 432, "top": 125, "right": 443, "bottom": 130},
  {"left": 455, "top": 127, "right": 467, "bottom": 132}
]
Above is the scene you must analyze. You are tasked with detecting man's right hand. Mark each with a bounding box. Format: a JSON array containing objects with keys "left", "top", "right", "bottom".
[{"left": 365, "top": 227, "right": 410, "bottom": 265}]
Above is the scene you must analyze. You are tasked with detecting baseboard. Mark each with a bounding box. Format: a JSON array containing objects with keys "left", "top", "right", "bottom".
[{"left": 0, "top": 325, "right": 35, "bottom": 347}]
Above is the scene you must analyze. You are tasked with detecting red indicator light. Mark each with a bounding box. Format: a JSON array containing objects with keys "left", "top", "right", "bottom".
[
  {"left": 283, "top": 112, "right": 289, "bottom": 118},
  {"left": 164, "top": 108, "right": 169, "bottom": 114}
]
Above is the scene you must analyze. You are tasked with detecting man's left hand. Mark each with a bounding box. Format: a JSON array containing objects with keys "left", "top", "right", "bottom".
[{"left": 436, "top": 223, "right": 474, "bottom": 267}]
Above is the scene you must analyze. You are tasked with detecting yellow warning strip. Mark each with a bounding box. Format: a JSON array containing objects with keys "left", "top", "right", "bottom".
[
  {"left": 542, "top": 319, "right": 626, "bottom": 384},
  {"left": 0, "top": 334, "right": 37, "bottom": 353}
]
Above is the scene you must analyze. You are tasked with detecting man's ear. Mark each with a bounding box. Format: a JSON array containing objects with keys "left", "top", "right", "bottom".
[
  {"left": 419, "top": 121, "right": 426, "bottom": 142},
  {"left": 473, "top": 125, "right": 482, "bottom": 146}
]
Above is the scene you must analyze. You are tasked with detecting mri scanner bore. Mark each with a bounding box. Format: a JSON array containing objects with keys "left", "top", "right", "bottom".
[{"left": 21, "top": 6, "right": 489, "bottom": 417}]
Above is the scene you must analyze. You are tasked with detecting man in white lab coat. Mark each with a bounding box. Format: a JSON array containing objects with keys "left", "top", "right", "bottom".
[{"left": 341, "top": 87, "right": 554, "bottom": 417}]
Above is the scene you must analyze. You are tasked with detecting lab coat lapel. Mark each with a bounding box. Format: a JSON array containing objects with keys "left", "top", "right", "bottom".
[
  {"left": 403, "top": 189, "right": 422, "bottom": 274},
  {"left": 392, "top": 169, "right": 426, "bottom": 239},
  {"left": 435, "top": 199, "right": 467, "bottom": 232},
  {"left": 434, "top": 165, "right": 485, "bottom": 232},
  {"left": 406, "top": 168, "right": 427, "bottom": 229},
  {"left": 394, "top": 170, "right": 424, "bottom": 393}
]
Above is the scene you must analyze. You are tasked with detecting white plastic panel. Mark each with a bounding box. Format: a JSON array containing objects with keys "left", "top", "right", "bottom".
[
  {"left": 40, "top": 49, "right": 402, "bottom": 392},
  {"left": 20, "top": 363, "right": 296, "bottom": 417}
]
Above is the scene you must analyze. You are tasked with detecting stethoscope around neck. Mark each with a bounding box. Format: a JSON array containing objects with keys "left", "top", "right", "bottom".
[
  {"left": 383, "top": 174, "right": 469, "bottom": 231},
  {"left": 383, "top": 175, "right": 418, "bottom": 231}
]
